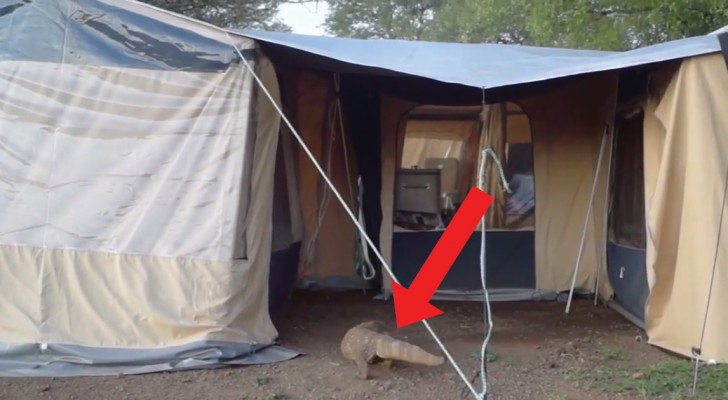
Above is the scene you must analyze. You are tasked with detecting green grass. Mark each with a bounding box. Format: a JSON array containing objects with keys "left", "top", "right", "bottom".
[
  {"left": 596, "top": 345, "right": 625, "bottom": 361},
  {"left": 567, "top": 360, "right": 728, "bottom": 399}
]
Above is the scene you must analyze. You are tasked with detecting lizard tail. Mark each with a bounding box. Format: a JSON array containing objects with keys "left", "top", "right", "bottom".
[{"left": 375, "top": 336, "right": 444, "bottom": 366}]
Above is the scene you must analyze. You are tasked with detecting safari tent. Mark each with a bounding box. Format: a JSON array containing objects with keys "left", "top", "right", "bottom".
[
  {"left": 2, "top": 0, "right": 728, "bottom": 378},
  {"left": 241, "top": 29, "right": 728, "bottom": 366}
]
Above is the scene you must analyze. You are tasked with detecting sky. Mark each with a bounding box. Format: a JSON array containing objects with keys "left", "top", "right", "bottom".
[{"left": 277, "top": 1, "right": 330, "bottom": 36}]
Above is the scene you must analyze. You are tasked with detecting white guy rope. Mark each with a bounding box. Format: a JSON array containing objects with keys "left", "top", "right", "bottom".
[
  {"left": 566, "top": 129, "right": 608, "bottom": 314},
  {"left": 225, "top": 34, "right": 481, "bottom": 399},
  {"left": 356, "top": 176, "right": 377, "bottom": 280},
  {"left": 476, "top": 147, "right": 511, "bottom": 398}
]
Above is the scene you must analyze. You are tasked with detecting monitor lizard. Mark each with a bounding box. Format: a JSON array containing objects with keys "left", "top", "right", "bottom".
[{"left": 340, "top": 320, "right": 445, "bottom": 379}]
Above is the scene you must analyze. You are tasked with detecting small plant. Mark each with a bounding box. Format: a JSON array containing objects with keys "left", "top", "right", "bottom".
[
  {"left": 597, "top": 346, "right": 624, "bottom": 361},
  {"left": 254, "top": 376, "right": 271, "bottom": 387},
  {"left": 470, "top": 349, "right": 498, "bottom": 363},
  {"left": 266, "top": 392, "right": 286, "bottom": 400}
]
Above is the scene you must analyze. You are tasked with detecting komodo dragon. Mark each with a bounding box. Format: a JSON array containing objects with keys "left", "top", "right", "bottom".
[{"left": 340, "top": 320, "right": 445, "bottom": 379}]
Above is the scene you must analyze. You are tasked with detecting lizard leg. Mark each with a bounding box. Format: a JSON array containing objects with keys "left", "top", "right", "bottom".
[{"left": 355, "top": 357, "right": 370, "bottom": 380}]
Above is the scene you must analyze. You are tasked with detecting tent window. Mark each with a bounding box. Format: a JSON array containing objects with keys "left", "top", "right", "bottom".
[
  {"left": 395, "top": 106, "right": 481, "bottom": 229},
  {"left": 501, "top": 103, "right": 535, "bottom": 230},
  {"left": 609, "top": 111, "right": 646, "bottom": 249},
  {"left": 393, "top": 104, "right": 534, "bottom": 231}
]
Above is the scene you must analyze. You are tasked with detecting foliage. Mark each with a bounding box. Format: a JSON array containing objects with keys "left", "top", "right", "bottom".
[
  {"left": 429, "top": 0, "right": 531, "bottom": 44},
  {"left": 568, "top": 360, "right": 728, "bottom": 399},
  {"left": 323, "top": 0, "right": 444, "bottom": 40},
  {"left": 525, "top": 0, "right": 728, "bottom": 50},
  {"left": 138, "top": 0, "right": 293, "bottom": 31},
  {"left": 323, "top": 0, "right": 728, "bottom": 50}
]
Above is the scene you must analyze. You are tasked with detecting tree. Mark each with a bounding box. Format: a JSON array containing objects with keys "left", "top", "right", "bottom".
[
  {"left": 429, "top": 0, "right": 530, "bottom": 44},
  {"left": 139, "top": 0, "right": 292, "bottom": 31},
  {"left": 525, "top": 0, "right": 728, "bottom": 50},
  {"left": 323, "top": 0, "right": 728, "bottom": 51},
  {"left": 324, "top": 0, "right": 445, "bottom": 40}
]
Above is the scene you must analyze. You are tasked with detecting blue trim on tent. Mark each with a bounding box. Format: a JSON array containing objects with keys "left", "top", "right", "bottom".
[
  {"left": 606, "top": 242, "right": 649, "bottom": 324},
  {"left": 392, "top": 230, "right": 536, "bottom": 292}
]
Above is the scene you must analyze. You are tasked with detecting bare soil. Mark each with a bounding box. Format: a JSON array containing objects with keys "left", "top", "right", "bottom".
[{"left": 0, "top": 291, "right": 678, "bottom": 400}]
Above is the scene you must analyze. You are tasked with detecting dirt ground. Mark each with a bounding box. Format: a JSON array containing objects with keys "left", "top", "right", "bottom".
[{"left": 0, "top": 290, "right": 689, "bottom": 400}]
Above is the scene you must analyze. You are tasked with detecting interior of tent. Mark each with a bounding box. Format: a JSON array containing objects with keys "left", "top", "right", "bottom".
[{"left": 262, "top": 46, "right": 619, "bottom": 312}]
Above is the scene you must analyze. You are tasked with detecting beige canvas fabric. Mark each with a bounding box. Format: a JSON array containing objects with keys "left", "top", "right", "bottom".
[
  {"left": 518, "top": 74, "right": 617, "bottom": 296},
  {"left": 641, "top": 64, "right": 679, "bottom": 293},
  {"left": 644, "top": 53, "right": 728, "bottom": 362},
  {"left": 478, "top": 104, "right": 508, "bottom": 228},
  {"left": 0, "top": 48, "right": 282, "bottom": 347},
  {"left": 381, "top": 96, "right": 419, "bottom": 292},
  {"left": 282, "top": 71, "right": 360, "bottom": 283}
]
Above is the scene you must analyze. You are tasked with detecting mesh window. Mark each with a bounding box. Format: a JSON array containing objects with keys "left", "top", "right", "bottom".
[{"left": 609, "top": 111, "right": 646, "bottom": 249}]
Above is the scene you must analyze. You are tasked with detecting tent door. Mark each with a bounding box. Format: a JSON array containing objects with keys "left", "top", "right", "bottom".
[
  {"left": 390, "top": 103, "right": 536, "bottom": 297},
  {"left": 606, "top": 109, "right": 649, "bottom": 324}
]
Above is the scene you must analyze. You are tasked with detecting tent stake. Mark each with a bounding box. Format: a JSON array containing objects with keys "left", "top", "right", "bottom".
[{"left": 566, "top": 129, "right": 608, "bottom": 314}]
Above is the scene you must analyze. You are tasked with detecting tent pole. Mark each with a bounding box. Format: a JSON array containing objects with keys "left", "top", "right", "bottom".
[
  {"left": 594, "top": 123, "right": 616, "bottom": 306},
  {"left": 566, "top": 129, "right": 608, "bottom": 314}
]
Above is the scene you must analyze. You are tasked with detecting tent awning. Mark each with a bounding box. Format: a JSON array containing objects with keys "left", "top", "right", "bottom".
[{"left": 235, "top": 29, "right": 721, "bottom": 90}]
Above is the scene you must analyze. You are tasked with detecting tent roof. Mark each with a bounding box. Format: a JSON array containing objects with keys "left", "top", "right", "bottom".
[
  {"left": 236, "top": 29, "right": 722, "bottom": 90},
  {"left": 710, "top": 24, "right": 728, "bottom": 35}
]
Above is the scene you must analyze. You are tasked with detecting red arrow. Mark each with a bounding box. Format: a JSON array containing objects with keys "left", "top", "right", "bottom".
[{"left": 392, "top": 186, "right": 494, "bottom": 328}]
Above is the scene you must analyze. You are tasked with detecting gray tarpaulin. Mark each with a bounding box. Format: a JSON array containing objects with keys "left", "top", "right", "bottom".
[{"left": 235, "top": 29, "right": 721, "bottom": 89}]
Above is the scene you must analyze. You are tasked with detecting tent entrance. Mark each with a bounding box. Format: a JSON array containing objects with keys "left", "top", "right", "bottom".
[
  {"left": 606, "top": 108, "right": 649, "bottom": 325},
  {"left": 390, "top": 103, "right": 537, "bottom": 299}
]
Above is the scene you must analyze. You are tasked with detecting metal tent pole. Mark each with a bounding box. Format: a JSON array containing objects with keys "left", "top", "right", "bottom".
[{"left": 566, "top": 129, "right": 608, "bottom": 314}]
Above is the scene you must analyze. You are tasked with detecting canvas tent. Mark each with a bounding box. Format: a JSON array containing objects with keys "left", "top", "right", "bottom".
[
  {"left": 0, "top": 0, "right": 302, "bottom": 376},
  {"left": 3, "top": 0, "right": 728, "bottom": 378},
  {"left": 237, "top": 29, "right": 728, "bottom": 365}
]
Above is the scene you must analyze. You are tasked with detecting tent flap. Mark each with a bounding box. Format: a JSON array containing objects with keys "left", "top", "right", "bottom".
[{"left": 644, "top": 51, "right": 728, "bottom": 362}]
